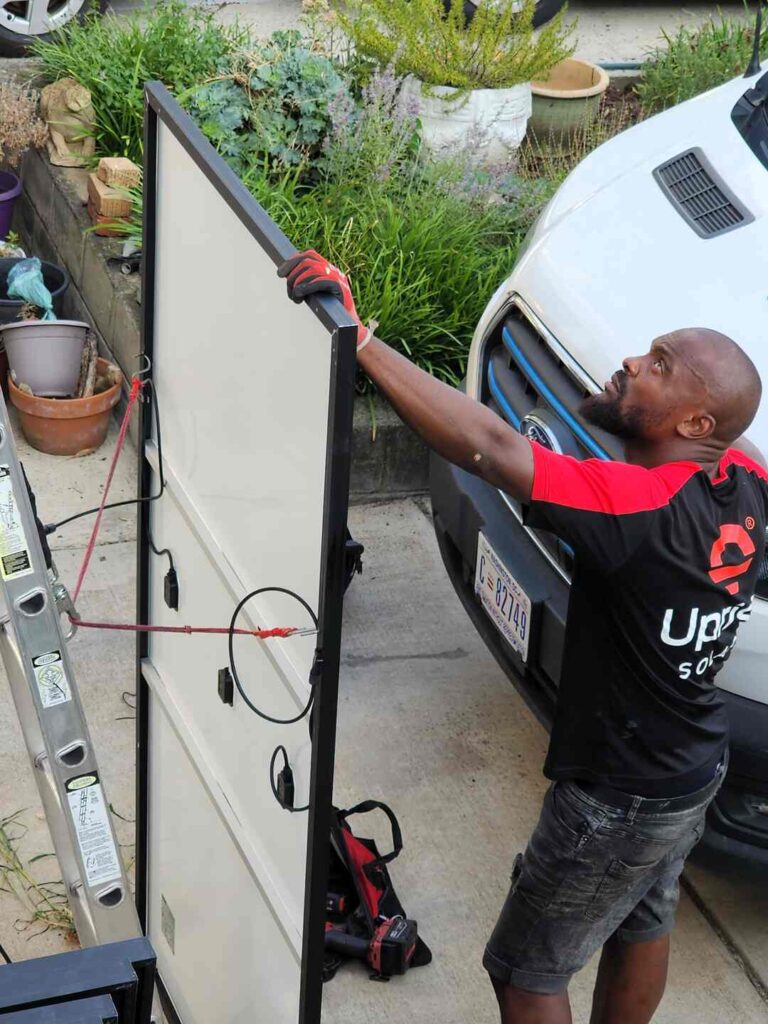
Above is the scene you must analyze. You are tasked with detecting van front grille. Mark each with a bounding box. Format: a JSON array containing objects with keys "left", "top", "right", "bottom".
[{"left": 481, "top": 307, "right": 625, "bottom": 579}]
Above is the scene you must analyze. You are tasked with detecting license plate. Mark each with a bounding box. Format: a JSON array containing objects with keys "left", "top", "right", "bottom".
[{"left": 474, "top": 533, "right": 532, "bottom": 662}]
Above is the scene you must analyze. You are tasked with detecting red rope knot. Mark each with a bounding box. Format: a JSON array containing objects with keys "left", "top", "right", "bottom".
[
  {"left": 129, "top": 375, "right": 145, "bottom": 402},
  {"left": 253, "top": 627, "right": 297, "bottom": 639}
]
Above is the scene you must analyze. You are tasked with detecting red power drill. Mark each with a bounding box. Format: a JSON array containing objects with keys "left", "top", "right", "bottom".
[{"left": 325, "top": 916, "right": 419, "bottom": 980}]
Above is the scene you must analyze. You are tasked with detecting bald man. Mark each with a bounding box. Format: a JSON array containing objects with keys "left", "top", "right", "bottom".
[{"left": 279, "top": 253, "right": 768, "bottom": 1024}]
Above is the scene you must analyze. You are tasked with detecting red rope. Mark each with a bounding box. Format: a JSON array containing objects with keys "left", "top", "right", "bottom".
[
  {"left": 67, "top": 374, "right": 305, "bottom": 642},
  {"left": 72, "top": 375, "right": 144, "bottom": 604},
  {"left": 69, "top": 619, "right": 299, "bottom": 639}
]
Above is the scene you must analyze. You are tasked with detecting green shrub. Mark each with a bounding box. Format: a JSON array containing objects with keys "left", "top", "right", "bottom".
[
  {"left": 240, "top": 68, "right": 551, "bottom": 386},
  {"left": 334, "top": 0, "right": 575, "bottom": 94},
  {"left": 31, "top": 0, "right": 249, "bottom": 163},
  {"left": 519, "top": 95, "right": 643, "bottom": 187},
  {"left": 184, "top": 80, "right": 254, "bottom": 175},
  {"left": 638, "top": 12, "right": 768, "bottom": 114},
  {"left": 187, "top": 30, "right": 352, "bottom": 175}
]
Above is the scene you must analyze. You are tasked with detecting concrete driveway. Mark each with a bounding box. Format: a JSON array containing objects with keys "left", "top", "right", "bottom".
[
  {"left": 1, "top": 420, "right": 767, "bottom": 1022},
  {"left": 324, "top": 497, "right": 768, "bottom": 1024},
  {"left": 109, "top": 0, "right": 756, "bottom": 65}
]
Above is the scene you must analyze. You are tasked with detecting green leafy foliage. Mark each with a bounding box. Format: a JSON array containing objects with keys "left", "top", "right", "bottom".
[
  {"left": 519, "top": 94, "right": 642, "bottom": 187},
  {"left": 0, "top": 810, "right": 74, "bottom": 938},
  {"left": 238, "top": 69, "right": 551, "bottom": 387},
  {"left": 185, "top": 80, "right": 255, "bottom": 174},
  {"left": 638, "top": 12, "right": 768, "bottom": 114},
  {"left": 187, "top": 31, "right": 350, "bottom": 174},
  {"left": 31, "top": 0, "right": 250, "bottom": 163},
  {"left": 248, "top": 31, "right": 346, "bottom": 165},
  {"left": 334, "top": 0, "right": 575, "bottom": 94},
  {"left": 33, "top": 10, "right": 596, "bottom": 386}
]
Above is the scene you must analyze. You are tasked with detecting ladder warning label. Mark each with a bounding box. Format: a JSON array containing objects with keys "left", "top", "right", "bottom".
[
  {"left": 0, "top": 466, "right": 33, "bottom": 581},
  {"left": 32, "top": 650, "right": 71, "bottom": 708},
  {"left": 65, "top": 772, "right": 122, "bottom": 888}
]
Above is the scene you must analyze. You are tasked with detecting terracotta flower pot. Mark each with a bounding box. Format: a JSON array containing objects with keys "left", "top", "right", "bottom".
[{"left": 9, "top": 358, "right": 123, "bottom": 456}]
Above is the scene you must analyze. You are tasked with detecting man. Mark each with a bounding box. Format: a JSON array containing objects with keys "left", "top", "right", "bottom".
[{"left": 278, "top": 250, "right": 768, "bottom": 1024}]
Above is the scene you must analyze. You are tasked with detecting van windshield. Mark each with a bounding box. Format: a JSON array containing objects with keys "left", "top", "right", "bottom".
[{"left": 732, "top": 71, "right": 768, "bottom": 171}]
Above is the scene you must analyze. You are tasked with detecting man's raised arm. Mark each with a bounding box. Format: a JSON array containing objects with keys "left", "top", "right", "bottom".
[{"left": 279, "top": 251, "right": 534, "bottom": 502}]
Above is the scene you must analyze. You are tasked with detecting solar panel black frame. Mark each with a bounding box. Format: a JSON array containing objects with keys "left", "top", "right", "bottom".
[{"left": 0, "top": 938, "right": 154, "bottom": 1023}]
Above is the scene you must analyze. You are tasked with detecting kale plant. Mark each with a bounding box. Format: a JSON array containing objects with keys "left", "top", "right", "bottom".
[
  {"left": 249, "top": 31, "right": 347, "bottom": 166},
  {"left": 187, "top": 30, "right": 351, "bottom": 174},
  {"left": 186, "top": 80, "right": 255, "bottom": 175}
]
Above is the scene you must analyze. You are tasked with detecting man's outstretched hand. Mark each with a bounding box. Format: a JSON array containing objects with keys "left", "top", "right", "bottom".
[
  {"left": 276, "top": 249, "right": 533, "bottom": 501},
  {"left": 277, "top": 249, "right": 368, "bottom": 348}
]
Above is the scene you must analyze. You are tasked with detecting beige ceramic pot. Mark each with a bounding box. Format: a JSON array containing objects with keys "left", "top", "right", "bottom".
[{"left": 530, "top": 58, "right": 610, "bottom": 141}]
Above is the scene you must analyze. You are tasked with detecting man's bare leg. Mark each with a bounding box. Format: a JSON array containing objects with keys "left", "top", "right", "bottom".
[
  {"left": 491, "top": 977, "right": 573, "bottom": 1024},
  {"left": 589, "top": 934, "right": 670, "bottom": 1024}
]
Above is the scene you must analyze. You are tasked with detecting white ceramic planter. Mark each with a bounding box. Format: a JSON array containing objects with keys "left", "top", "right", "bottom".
[
  {"left": 2, "top": 319, "right": 88, "bottom": 397},
  {"left": 400, "top": 76, "right": 532, "bottom": 163}
]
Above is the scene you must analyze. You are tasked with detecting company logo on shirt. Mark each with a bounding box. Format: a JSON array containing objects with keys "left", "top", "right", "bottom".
[
  {"left": 708, "top": 523, "right": 755, "bottom": 596},
  {"left": 659, "top": 522, "right": 758, "bottom": 680},
  {"left": 660, "top": 602, "right": 752, "bottom": 680}
]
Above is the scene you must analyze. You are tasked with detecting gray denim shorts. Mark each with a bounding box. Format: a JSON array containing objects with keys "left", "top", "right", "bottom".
[{"left": 483, "top": 765, "right": 726, "bottom": 995}]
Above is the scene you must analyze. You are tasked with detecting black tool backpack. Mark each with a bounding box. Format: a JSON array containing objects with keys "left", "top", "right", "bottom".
[{"left": 324, "top": 801, "right": 432, "bottom": 981}]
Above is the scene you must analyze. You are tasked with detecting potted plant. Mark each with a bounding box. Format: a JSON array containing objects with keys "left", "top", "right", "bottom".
[
  {"left": 529, "top": 57, "right": 610, "bottom": 142},
  {"left": 1, "top": 318, "right": 89, "bottom": 398},
  {"left": 0, "top": 230, "right": 25, "bottom": 260},
  {"left": 335, "top": 0, "right": 575, "bottom": 161},
  {"left": 0, "top": 254, "right": 71, "bottom": 399},
  {"left": 9, "top": 357, "right": 123, "bottom": 456},
  {"left": 0, "top": 257, "right": 69, "bottom": 325},
  {"left": 0, "top": 81, "right": 48, "bottom": 238}
]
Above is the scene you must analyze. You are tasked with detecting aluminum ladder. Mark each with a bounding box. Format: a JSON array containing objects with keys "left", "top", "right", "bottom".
[{"left": 0, "top": 392, "right": 140, "bottom": 946}]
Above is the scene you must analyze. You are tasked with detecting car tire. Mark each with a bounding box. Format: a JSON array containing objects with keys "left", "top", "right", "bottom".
[
  {"left": 0, "top": 0, "right": 107, "bottom": 57},
  {"left": 532, "top": 0, "right": 568, "bottom": 28}
]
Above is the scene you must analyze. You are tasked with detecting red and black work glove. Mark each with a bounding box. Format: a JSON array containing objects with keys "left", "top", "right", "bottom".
[{"left": 277, "top": 250, "right": 372, "bottom": 350}]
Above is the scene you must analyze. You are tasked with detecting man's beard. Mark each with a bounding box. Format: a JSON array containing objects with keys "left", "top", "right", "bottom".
[{"left": 580, "top": 373, "right": 647, "bottom": 440}]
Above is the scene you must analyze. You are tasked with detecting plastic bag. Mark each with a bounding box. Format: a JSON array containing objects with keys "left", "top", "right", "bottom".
[{"left": 7, "top": 258, "right": 56, "bottom": 321}]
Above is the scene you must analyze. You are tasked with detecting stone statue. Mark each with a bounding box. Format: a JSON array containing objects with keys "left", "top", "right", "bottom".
[{"left": 39, "top": 78, "right": 96, "bottom": 168}]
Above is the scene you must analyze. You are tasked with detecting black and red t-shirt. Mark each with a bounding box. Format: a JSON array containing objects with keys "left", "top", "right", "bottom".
[{"left": 525, "top": 443, "right": 768, "bottom": 795}]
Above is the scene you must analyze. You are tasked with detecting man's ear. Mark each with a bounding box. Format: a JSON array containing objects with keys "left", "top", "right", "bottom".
[{"left": 677, "top": 411, "right": 716, "bottom": 440}]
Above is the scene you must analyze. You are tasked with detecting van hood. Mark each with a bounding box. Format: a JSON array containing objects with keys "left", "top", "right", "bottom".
[{"left": 507, "top": 72, "right": 768, "bottom": 447}]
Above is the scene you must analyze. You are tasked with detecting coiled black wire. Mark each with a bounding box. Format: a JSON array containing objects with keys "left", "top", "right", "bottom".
[
  {"left": 227, "top": 585, "right": 319, "bottom": 725},
  {"left": 270, "top": 744, "right": 309, "bottom": 813}
]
